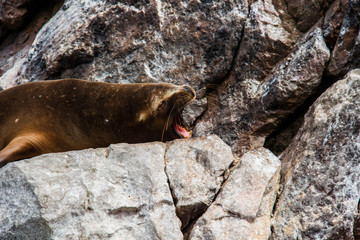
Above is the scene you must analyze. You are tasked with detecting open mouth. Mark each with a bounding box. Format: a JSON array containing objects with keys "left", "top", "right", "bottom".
[{"left": 174, "top": 113, "right": 192, "bottom": 138}]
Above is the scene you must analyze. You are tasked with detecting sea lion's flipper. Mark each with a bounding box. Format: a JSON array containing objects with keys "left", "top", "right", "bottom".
[{"left": 0, "top": 136, "right": 43, "bottom": 167}]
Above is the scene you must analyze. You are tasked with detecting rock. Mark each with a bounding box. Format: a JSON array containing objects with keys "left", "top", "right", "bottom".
[
  {"left": 165, "top": 135, "right": 235, "bottom": 229},
  {"left": 271, "top": 69, "right": 360, "bottom": 239},
  {"left": 286, "top": 0, "right": 333, "bottom": 32},
  {"left": 0, "top": 0, "right": 60, "bottom": 31},
  {"left": 9, "top": 0, "right": 248, "bottom": 88},
  {"left": 0, "top": 0, "right": 30, "bottom": 30},
  {"left": 0, "top": 135, "right": 237, "bottom": 239},
  {"left": 234, "top": 0, "right": 299, "bottom": 82},
  {"left": 195, "top": 27, "right": 330, "bottom": 154},
  {"left": 0, "top": 143, "right": 183, "bottom": 239},
  {"left": 0, "top": 0, "right": 62, "bottom": 87},
  {"left": 322, "top": 0, "right": 347, "bottom": 50},
  {"left": 326, "top": 0, "right": 360, "bottom": 78},
  {"left": 189, "top": 148, "right": 281, "bottom": 240}
]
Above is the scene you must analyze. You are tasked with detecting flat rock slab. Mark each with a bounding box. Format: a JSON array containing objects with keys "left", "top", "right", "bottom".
[
  {"left": 0, "top": 135, "right": 237, "bottom": 239},
  {"left": 0, "top": 142, "right": 182, "bottom": 240}
]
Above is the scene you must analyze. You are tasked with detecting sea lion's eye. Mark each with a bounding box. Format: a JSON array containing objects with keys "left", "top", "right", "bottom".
[{"left": 158, "top": 100, "right": 165, "bottom": 109}]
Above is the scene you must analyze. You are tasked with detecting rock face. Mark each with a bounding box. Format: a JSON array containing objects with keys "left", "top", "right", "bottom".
[
  {"left": 195, "top": 26, "right": 330, "bottom": 153},
  {"left": 0, "top": 136, "right": 282, "bottom": 240},
  {"left": 0, "top": 143, "right": 183, "bottom": 239},
  {"left": 1, "top": 0, "right": 360, "bottom": 239},
  {"left": 0, "top": 136, "right": 234, "bottom": 239},
  {"left": 165, "top": 136, "right": 235, "bottom": 229},
  {"left": 271, "top": 69, "right": 360, "bottom": 239},
  {"left": 3, "top": 0, "right": 248, "bottom": 89},
  {"left": 190, "top": 148, "right": 280, "bottom": 240}
]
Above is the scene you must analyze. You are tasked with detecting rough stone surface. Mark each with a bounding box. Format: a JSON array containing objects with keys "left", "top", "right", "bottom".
[
  {"left": 0, "top": 143, "right": 183, "bottom": 239},
  {"left": 233, "top": 0, "right": 299, "bottom": 83},
  {"left": 165, "top": 135, "right": 235, "bottom": 229},
  {"left": 0, "top": 135, "right": 239, "bottom": 239},
  {"left": 271, "top": 69, "right": 360, "bottom": 240},
  {"left": 326, "top": 0, "right": 360, "bottom": 78},
  {"left": 5, "top": 0, "right": 248, "bottom": 89},
  {"left": 1, "top": 0, "right": 31, "bottom": 30},
  {"left": 195, "top": 27, "right": 330, "bottom": 153},
  {"left": 189, "top": 148, "right": 281, "bottom": 240},
  {"left": 0, "top": 0, "right": 62, "bottom": 86},
  {"left": 286, "top": 0, "right": 334, "bottom": 32}
]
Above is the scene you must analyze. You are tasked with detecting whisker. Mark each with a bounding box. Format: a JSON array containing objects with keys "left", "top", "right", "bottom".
[
  {"left": 162, "top": 104, "right": 175, "bottom": 142},
  {"left": 166, "top": 104, "right": 175, "bottom": 131}
]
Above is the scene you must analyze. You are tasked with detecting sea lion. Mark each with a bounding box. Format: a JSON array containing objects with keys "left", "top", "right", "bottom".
[{"left": 0, "top": 79, "right": 196, "bottom": 167}]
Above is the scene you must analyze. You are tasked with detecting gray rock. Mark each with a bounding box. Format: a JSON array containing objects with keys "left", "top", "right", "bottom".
[
  {"left": 271, "top": 69, "right": 360, "bottom": 239},
  {"left": 190, "top": 148, "right": 281, "bottom": 240},
  {"left": 195, "top": 27, "right": 330, "bottom": 154},
  {"left": 0, "top": 143, "right": 183, "bottom": 240},
  {"left": 234, "top": 0, "right": 299, "bottom": 82},
  {"left": 0, "top": 135, "right": 239, "bottom": 239},
  {"left": 11, "top": 0, "right": 248, "bottom": 89},
  {"left": 165, "top": 135, "right": 235, "bottom": 228}
]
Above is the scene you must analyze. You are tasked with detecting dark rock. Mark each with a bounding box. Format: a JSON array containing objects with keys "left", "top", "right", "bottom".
[
  {"left": 272, "top": 69, "right": 360, "bottom": 240},
  {"left": 326, "top": 0, "right": 360, "bottom": 78},
  {"left": 195, "top": 27, "right": 330, "bottom": 154}
]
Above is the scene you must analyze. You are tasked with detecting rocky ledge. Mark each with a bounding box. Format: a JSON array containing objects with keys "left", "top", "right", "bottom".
[{"left": 0, "top": 135, "right": 281, "bottom": 239}]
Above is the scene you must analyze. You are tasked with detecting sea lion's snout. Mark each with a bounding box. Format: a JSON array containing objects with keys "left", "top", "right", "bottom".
[
  {"left": 181, "top": 85, "right": 196, "bottom": 104},
  {"left": 180, "top": 85, "right": 196, "bottom": 101},
  {"left": 183, "top": 85, "right": 195, "bottom": 96}
]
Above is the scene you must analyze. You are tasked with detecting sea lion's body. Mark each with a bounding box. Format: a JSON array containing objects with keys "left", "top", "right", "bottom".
[{"left": 0, "top": 79, "right": 195, "bottom": 166}]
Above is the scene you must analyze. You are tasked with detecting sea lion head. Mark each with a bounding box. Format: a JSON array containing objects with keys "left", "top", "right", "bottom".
[{"left": 135, "top": 83, "right": 196, "bottom": 140}]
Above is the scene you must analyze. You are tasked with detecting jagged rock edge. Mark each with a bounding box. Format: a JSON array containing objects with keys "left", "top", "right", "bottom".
[
  {"left": 193, "top": 2, "right": 249, "bottom": 147},
  {"left": 264, "top": 11, "right": 341, "bottom": 156},
  {"left": 182, "top": 156, "right": 240, "bottom": 240},
  {"left": 179, "top": 6, "right": 250, "bottom": 238},
  {"left": 267, "top": 8, "right": 351, "bottom": 239},
  {"left": 162, "top": 141, "right": 239, "bottom": 238}
]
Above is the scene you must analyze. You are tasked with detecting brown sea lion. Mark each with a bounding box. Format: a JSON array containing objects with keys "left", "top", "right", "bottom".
[{"left": 0, "top": 79, "right": 196, "bottom": 167}]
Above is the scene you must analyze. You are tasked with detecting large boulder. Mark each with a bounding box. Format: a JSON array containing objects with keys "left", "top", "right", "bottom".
[
  {"left": 165, "top": 135, "right": 235, "bottom": 229},
  {"left": 190, "top": 148, "right": 281, "bottom": 240},
  {"left": 194, "top": 27, "right": 330, "bottom": 153},
  {"left": 0, "top": 143, "right": 183, "bottom": 239},
  {"left": 271, "top": 69, "right": 360, "bottom": 239}
]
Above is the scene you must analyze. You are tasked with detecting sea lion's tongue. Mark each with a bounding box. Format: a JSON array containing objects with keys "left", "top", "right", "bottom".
[{"left": 175, "top": 122, "right": 192, "bottom": 138}]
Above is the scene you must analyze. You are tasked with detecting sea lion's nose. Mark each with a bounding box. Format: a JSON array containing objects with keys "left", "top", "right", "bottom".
[{"left": 183, "top": 85, "right": 196, "bottom": 98}]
